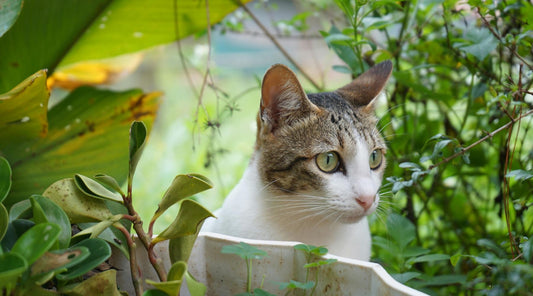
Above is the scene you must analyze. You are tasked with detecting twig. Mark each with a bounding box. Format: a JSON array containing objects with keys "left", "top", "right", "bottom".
[
  {"left": 240, "top": 3, "right": 323, "bottom": 91},
  {"left": 115, "top": 224, "right": 143, "bottom": 296},
  {"left": 428, "top": 109, "right": 533, "bottom": 170},
  {"left": 477, "top": 7, "right": 533, "bottom": 70}
]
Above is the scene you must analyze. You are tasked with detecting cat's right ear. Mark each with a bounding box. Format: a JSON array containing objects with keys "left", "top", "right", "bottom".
[{"left": 260, "top": 64, "right": 319, "bottom": 133}]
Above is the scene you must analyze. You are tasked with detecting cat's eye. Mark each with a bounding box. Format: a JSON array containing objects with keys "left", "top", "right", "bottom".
[
  {"left": 369, "top": 149, "right": 383, "bottom": 170},
  {"left": 316, "top": 151, "right": 341, "bottom": 173}
]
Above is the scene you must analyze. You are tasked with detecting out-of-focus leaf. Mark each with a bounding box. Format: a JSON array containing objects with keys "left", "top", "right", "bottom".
[
  {"left": 222, "top": 242, "right": 268, "bottom": 260},
  {"left": 152, "top": 200, "right": 214, "bottom": 245},
  {"left": 151, "top": 174, "right": 213, "bottom": 224},
  {"left": 169, "top": 233, "right": 199, "bottom": 265},
  {"left": 146, "top": 261, "right": 187, "bottom": 295},
  {"left": 74, "top": 174, "right": 123, "bottom": 202},
  {"left": 0, "top": 252, "right": 27, "bottom": 294},
  {"left": 407, "top": 254, "right": 450, "bottom": 264},
  {"left": 0, "top": 70, "right": 49, "bottom": 158},
  {"left": 0, "top": 157, "right": 12, "bottom": 202},
  {"left": 185, "top": 270, "right": 207, "bottom": 296},
  {"left": 0, "top": 0, "right": 23, "bottom": 37},
  {"left": 43, "top": 178, "right": 114, "bottom": 223},
  {"left": 128, "top": 121, "right": 147, "bottom": 185},
  {"left": 0, "top": 203, "right": 7, "bottom": 241},
  {"left": 506, "top": 169, "right": 533, "bottom": 181},
  {"left": 61, "top": 269, "right": 121, "bottom": 296},
  {"left": 455, "top": 27, "right": 499, "bottom": 61},
  {"left": 142, "top": 290, "right": 168, "bottom": 296},
  {"left": 387, "top": 213, "right": 416, "bottom": 249},
  {"left": 391, "top": 272, "right": 421, "bottom": 284},
  {"left": 11, "top": 222, "right": 61, "bottom": 266},
  {"left": 56, "top": 238, "right": 111, "bottom": 281},
  {"left": 5, "top": 87, "right": 160, "bottom": 208}
]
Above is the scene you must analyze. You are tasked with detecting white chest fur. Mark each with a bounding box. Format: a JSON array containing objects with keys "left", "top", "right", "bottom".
[{"left": 201, "top": 159, "right": 372, "bottom": 261}]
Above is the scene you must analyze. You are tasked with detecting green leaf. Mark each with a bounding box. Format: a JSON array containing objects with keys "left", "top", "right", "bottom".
[
  {"left": 0, "top": 252, "right": 27, "bottom": 294},
  {"left": 521, "top": 239, "right": 532, "bottom": 263},
  {"left": 43, "top": 178, "right": 114, "bottom": 223},
  {"left": 74, "top": 174, "right": 123, "bottom": 202},
  {"left": 77, "top": 222, "right": 129, "bottom": 259},
  {"left": 153, "top": 200, "right": 214, "bottom": 244},
  {"left": 5, "top": 86, "right": 160, "bottom": 208},
  {"left": 390, "top": 272, "right": 421, "bottom": 284},
  {"left": 184, "top": 271, "right": 207, "bottom": 296},
  {"left": 303, "top": 258, "right": 338, "bottom": 268},
  {"left": 142, "top": 290, "right": 168, "bottom": 296},
  {"left": 30, "top": 195, "right": 72, "bottom": 249},
  {"left": 221, "top": 242, "right": 268, "bottom": 260},
  {"left": 407, "top": 253, "right": 450, "bottom": 264},
  {"left": 455, "top": 27, "right": 499, "bottom": 61},
  {"left": 11, "top": 222, "right": 61, "bottom": 266},
  {"left": 30, "top": 196, "right": 48, "bottom": 225},
  {"left": 30, "top": 246, "right": 89, "bottom": 276},
  {"left": 0, "top": 70, "right": 49, "bottom": 161},
  {"left": 450, "top": 253, "right": 462, "bottom": 267},
  {"left": 147, "top": 262, "right": 187, "bottom": 296},
  {"left": 0, "top": 157, "right": 12, "bottom": 202},
  {"left": 73, "top": 219, "right": 115, "bottom": 239},
  {"left": 294, "top": 244, "right": 329, "bottom": 256},
  {"left": 277, "top": 280, "right": 315, "bottom": 290},
  {"left": 56, "top": 238, "right": 111, "bottom": 280},
  {"left": 506, "top": 169, "right": 533, "bottom": 181},
  {"left": 386, "top": 213, "right": 416, "bottom": 249},
  {"left": 61, "top": 269, "right": 121, "bottom": 296},
  {"left": 128, "top": 121, "right": 147, "bottom": 185},
  {"left": 0, "top": 203, "right": 7, "bottom": 241},
  {"left": 151, "top": 174, "right": 213, "bottom": 224},
  {"left": 0, "top": 0, "right": 23, "bottom": 37},
  {"left": 169, "top": 233, "right": 199, "bottom": 265},
  {"left": 94, "top": 174, "right": 125, "bottom": 197},
  {"left": 1, "top": 219, "right": 34, "bottom": 251}
]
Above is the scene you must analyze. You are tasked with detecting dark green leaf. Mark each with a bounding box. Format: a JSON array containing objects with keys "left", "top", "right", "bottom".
[
  {"left": 0, "top": 203, "right": 7, "bottom": 242},
  {"left": 1, "top": 219, "right": 34, "bottom": 251},
  {"left": 407, "top": 254, "right": 450, "bottom": 264},
  {"left": 11, "top": 222, "right": 61, "bottom": 265},
  {"left": 30, "top": 195, "right": 71, "bottom": 249},
  {"left": 0, "top": 156, "right": 12, "bottom": 202},
  {"left": 0, "top": 252, "right": 27, "bottom": 293},
  {"left": 56, "top": 238, "right": 111, "bottom": 280},
  {"left": 391, "top": 272, "right": 421, "bottom": 284},
  {"left": 128, "top": 121, "right": 147, "bottom": 184}
]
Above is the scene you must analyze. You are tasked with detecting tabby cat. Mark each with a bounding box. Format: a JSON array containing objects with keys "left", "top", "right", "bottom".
[{"left": 203, "top": 61, "right": 393, "bottom": 260}]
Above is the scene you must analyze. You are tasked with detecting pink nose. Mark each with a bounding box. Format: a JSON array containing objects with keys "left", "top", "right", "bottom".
[{"left": 356, "top": 196, "right": 374, "bottom": 211}]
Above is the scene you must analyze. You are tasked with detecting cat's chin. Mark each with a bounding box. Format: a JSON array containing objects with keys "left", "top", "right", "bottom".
[{"left": 337, "top": 214, "right": 367, "bottom": 224}]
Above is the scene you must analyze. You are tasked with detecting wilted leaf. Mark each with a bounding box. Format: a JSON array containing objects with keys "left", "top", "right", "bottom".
[
  {"left": 43, "top": 178, "right": 114, "bottom": 223},
  {"left": 61, "top": 269, "right": 121, "bottom": 296},
  {"left": 152, "top": 200, "right": 214, "bottom": 245},
  {"left": 31, "top": 247, "right": 89, "bottom": 276},
  {"left": 0, "top": 157, "right": 12, "bottom": 202},
  {"left": 151, "top": 174, "right": 213, "bottom": 224},
  {"left": 11, "top": 222, "right": 61, "bottom": 266},
  {"left": 74, "top": 174, "right": 123, "bottom": 202},
  {"left": 5, "top": 86, "right": 160, "bottom": 208},
  {"left": 56, "top": 238, "right": 111, "bottom": 280}
]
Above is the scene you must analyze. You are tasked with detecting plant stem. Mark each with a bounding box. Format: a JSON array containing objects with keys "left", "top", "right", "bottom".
[
  {"left": 246, "top": 257, "right": 252, "bottom": 293},
  {"left": 116, "top": 224, "right": 143, "bottom": 296}
]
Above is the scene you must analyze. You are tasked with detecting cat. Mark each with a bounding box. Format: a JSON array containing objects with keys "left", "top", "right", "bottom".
[{"left": 202, "top": 60, "right": 393, "bottom": 261}]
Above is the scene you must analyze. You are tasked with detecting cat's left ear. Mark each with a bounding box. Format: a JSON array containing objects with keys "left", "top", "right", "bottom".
[{"left": 336, "top": 60, "right": 393, "bottom": 111}]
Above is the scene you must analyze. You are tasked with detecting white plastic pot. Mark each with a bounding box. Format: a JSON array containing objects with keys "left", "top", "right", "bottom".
[{"left": 112, "top": 232, "right": 427, "bottom": 296}]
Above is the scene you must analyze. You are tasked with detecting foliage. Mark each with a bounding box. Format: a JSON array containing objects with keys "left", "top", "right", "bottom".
[{"left": 0, "top": 122, "right": 214, "bottom": 295}]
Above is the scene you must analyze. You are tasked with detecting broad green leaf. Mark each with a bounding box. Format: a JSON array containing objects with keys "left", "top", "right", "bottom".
[
  {"left": 61, "top": 269, "right": 121, "bottom": 296},
  {"left": 0, "top": 0, "right": 251, "bottom": 93},
  {"left": 5, "top": 86, "right": 160, "bottom": 208},
  {"left": 277, "top": 280, "right": 315, "bottom": 290},
  {"left": 0, "top": 157, "right": 12, "bottom": 202},
  {"left": 11, "top": 222, "right": 61, "bottom": 266},
  {"left": 168, "top": 261, "right": 187, "bottom": 281},
  {"left": 169, "top": 233, "right": 199, "bottom": 265},
  {"left": 506, "top": 169, "right": 533, "bottom": 181},
  {"left": 30, "top": 196, "right": 48, "bottom": 225},
  {"left": 1, "top": 219, "right": 34, "bottom": 251},
  {"left": 0, "top": 203, "right": 7, "bottom": 241},
  {"left": 74, "top": 174, "right": 123, "bottom": 202},
  {"left": 294, "top": 244, "right": 329, "bottom": 256},
  {"left": 8, "top": 199, "right": 31, "bottom": 221},
  {"left": 31, "top": 195, "right": 72, "bottom": 249},
  {"left": 151, "top": 174, "right": 213, "bottom": 224},
  {"left": 0, "top": 0, "right": 23, "bottom": 37},
  {"left": 390, "top": 272, "right": 421, "bottom": 284},
  {"left": 386, "top": 213, "right": 416, "bottom": 249},
  {"left": 153, "top": 200, "right": 214, "bottom": 245},
  {"left": 0, "top": 70, "right": 49, "bottom": 158},
  {"left": 128, "top": 121, "right": 147, "bottom": 185},
  {"left": 221, "top": 242, "right": 268, "bottom": 260},
  {"left": 142, "top": 290, "right": 168, "bottom": 296},
  {"left": 43, "top": 178, "right": 114, "bottom": 223},
  {"left": 521, "top": 239, "right": 532, "bottom": 263},
  {"left": 303, "top": 259, "right": 337, "bottom": 268},
  {"left": 185, "top": 271, "right": 207, "bottom": 296},
  {"left": 0, "top": 252, "right": 27, "bottom": 294},
  {"left": 94, "top": 174, "right": 125, "bottom": 197},
  {"left": 30, "top": 246, "right": 89, "bottom": 276},
  {"left": 455, "top": 27, "right": 499, "bottom": 61},
  {"left": 56, "top": 238, "right": 111, "bottom": 280},
  {"left": 407, "top": 253, "right": 450, "bottom": 264},
  {"left": 73, "top": 219, "right": 115, "bottom": 239},
  {"left": 450, "top": 253, "right": 462, "bottom": 267},
  {"left": 77, "top": 222, "right": 130, "bottom": 259}
]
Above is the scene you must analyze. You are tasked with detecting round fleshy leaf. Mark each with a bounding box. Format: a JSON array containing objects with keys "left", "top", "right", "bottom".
[
  {"left": 0, "top": 157, "right": 12, "bottom": 202},
  {"left": 31, "top": 246, "right": 89, "bottom": 276},
  {"left": 56, "top": 238, "right": 111, "bottom": 280},
  {"left": 11, "top": 222, "right": 61, "bottom": 266},
  {"left": 0, "top": 203, "right": 7, "bottom": 241},
  {"left": 43, "top": 178, "right": 114, "bottom": 223},
  {"left": 31, "top": 195, "right": 71, "bottom": 249},
  {"left": 0, "top": 252, "right": 27, "bottom": 294},
  {"left": 128, "top": 121, "right": 147, "bottom": 184}
]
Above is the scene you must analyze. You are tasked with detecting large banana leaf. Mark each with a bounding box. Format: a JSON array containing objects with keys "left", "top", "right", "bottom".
[
  {"left": 0, "top": 0, "right": 251, "bottom": 93},
  {"left": 0, "top": 71, "right": 161, "bottom": 208}
]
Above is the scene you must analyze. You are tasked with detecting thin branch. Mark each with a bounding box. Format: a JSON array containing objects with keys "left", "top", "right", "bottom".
[
  {"left": 240, "top": 3, "right": 323, "bottom": 91},
  {"left": 428, "top": 109, "right": 533, "bottom": 170},
  {"left": 115, "top": 224, "right": 143, "bottom": 296}
]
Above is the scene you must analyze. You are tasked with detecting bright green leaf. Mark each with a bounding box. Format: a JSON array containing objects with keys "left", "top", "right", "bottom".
[
  {"left": 43, "top": 178, "right": 114, "bottom": 223},
  {"left": 30, "top": 196, "right": 48, "bottom": 225},
  {"left": 146, "top": 263, "right": 188, "bottom": 296},
  {"left": 168, "top": 261, "right": 187, "bottom": 282},
  {"left": 56, "top": 238, "right": 111, "bottom": 280},
  {"left": 11, "top": 222, "right": 61, "bottom": 266},
  {"left": 74, "top": 174, "right": 123, "bottom": 202},
  {"left": 0, "top": 157, "right": 12, "bottom": 202},
  {"left": 450, "top": 253, "right": 462, "bottom": 267},
  {"left": 303, "top": 259, "right": 337, "bottom": 268},
  {"left": 31, "top": 195, "right": 72, "bottom": 249},
  {"left": 185, "top": 270, "right": 207, "bottom": 296},
  {"left": 142, "top": 290, "right": 168, "bottom": 296},
  {"left": 277, "top": 280, "right": 315, "bottom": 290},
  {"left": 0, "top": 252, "right": 27, "bottom": 294},
  {"left": 151, "top": 174, "right": 213, "bottom": 224},
  {"left": 153, "top": 200, "right": 214, "bottom": 244}
]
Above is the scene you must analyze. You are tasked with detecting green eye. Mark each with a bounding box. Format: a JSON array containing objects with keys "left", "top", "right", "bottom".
[
  {"left": 316, "top": 151, "right": 340, "bottom": 173},
  {"left": 369, "top": 149, "right": 383, "bottom": 170}
]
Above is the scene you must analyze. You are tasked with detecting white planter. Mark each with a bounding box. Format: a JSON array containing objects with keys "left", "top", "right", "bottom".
[{"left": 112, "top": 232, "right": 427, "bottom": 296}]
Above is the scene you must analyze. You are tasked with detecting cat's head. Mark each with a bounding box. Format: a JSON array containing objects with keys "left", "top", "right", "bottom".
[{"left": 255, "top": 61, "right": 392, "bottom": 224}]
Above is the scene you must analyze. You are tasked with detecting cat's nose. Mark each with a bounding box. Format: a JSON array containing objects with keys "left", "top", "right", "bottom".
[{"left": 356, "top": 195, "right": 374, "bottom": 211}]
